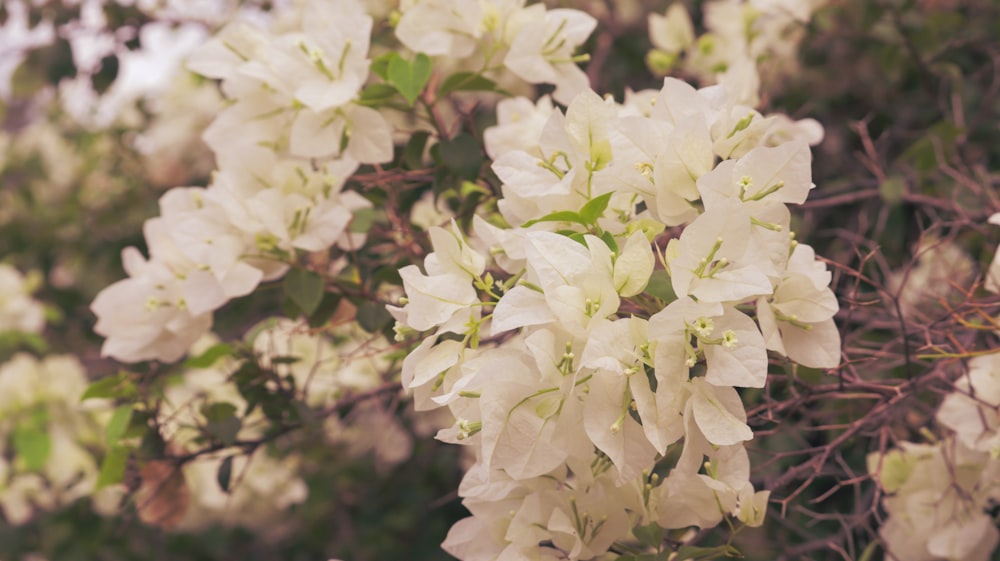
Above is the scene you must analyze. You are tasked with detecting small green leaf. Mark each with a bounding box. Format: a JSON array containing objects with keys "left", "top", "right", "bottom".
[
  {"left": 14, "top": 425, "right": 51, "bottom": 471},
  {"left": 438, "top": 133, "right": 484, "bottom": 180},
  {"left": 358, "top": 83, "right": 398, "bottom": 105},
  {"left": 202, "top": 402, "right": 238, "bottom": 423},
  {"left": 105, "top": 404, "right": 134, "bottom": 445},
  {"left": 308, "top": 292, "right": 343, "bottom": 328},
  {"left": 645, "top": 269, "right": 677, "bottom": 302},
  {"left": 520, "top": 211, "right": 586, "bottom": 228},
  {"left": 404, "top": 130, "right": 431, "bottom": 169},
  {"left": 284, "top": 268, "right": 325, "bottom": 317},
  {"left": 369, "top": 53, "right": 394, "bottom": 80},
  {"left": 675, "top": 544, "right": 741, "bottom": 560},
  {"left": 388, "top": 52, "right": 432, "bottom": 106},
  {"left": 878, "top": 175, "right": 906, "bottom": 206},
  {"left": 217, "top": 455, "right": 235, "bottom": 493},
  {"left": 437, "top": 71, "right": 498, "bottom": 96},
  {"left": 96, "top": 446, "right": 129, "bottom": 489},
  {"left": 599, "top": 230, "right": 618, "bottom": 254},
  {"left": 357, "top": 302, "right": 393, "bottom": 333},
  {"left": 633, "top": 522, "right": 666, "bottom": 549},
  {"left": 858, "top": 540, "right": 879, "bottom": 561},
  {"left": 82, "top": 371, "right": 136, "bottom": 401},
  {"left": 201, "top": 402, "right": 241, "bottom": 446},
  {"left": 183, "top": 343, "right": 232, "bottom": 369},
  {"left": 579, "top": 192, "right": 614, "bottom": 225},
  {"left": 349, "top": 207, "right": 379, "bottom": 234}
]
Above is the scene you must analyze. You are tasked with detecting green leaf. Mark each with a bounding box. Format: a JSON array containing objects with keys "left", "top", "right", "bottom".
[
  {"left": 387, "top": 52, "right": 432, "bottom": 106},
  {"left": 357, "top": 301, "right": 393, "bottom": 333},
  {"left": 599, "top": 230, "right": 618, "bottom": 254},
  {"left": 579, "top": 192, "right": 614, "bottom": 225},
  {"left": 202, "top": 402, "right": 238, "bottom": 422},
  {"left": 520, "top": 211, "right": 586, "bottom": 228},
  {"left": 81, "top": 371, "right": 136, "bottom": 401},
  {"left": 217, "top": 455, "right": 235, "bottom": 493},
  {"left": 633, "top": 522, "right": 666, "bottom": 549},
  {"left": 438, "top": 133, "right": 484, "bottom": 180},
  {"left": 878, "top": 175, "right": 906, "bottom": 206},
  {"left": 308, "top": 292, "right": 343, "bottom": 328},
  {"left": 349, "top": 207, "right": 379, "bottom": 234},
  {"left": 403, "top": 130, "right": 431, "bottom": 169},
  {"left": 858, "top": 540, "right": 879, "bottom": 561},
  {"left": 284, "top": 268, "right": 325, "bottom": 317},
  {"left": 369, "top": 53, "right": 394, "bottom": 80},
  {"left": 105, "top": 404, "right": 134, "bottom": 445},
  {"left": 358, "top": 83, "right": 398, "bottom": 105},
  {"left": 645, "top": 269, "right": 676, "bottom": 302},
  {"left": 201, "top": 402, "right": 241, "bottom": 446},
  {"left": 13, "top": 425, "right": 51, "bottom": 471},
  {"left": 437, "top": 71, "right": 498, "bottom": 96},
  {"left": 675, "top": 544, "right": 742, "bottom": 560},
  {"left": 183, "top": 343, "right": 233, "bottom": 369},
  {"left": 96, "top": 446, "right": 129, "bottom": 489}
]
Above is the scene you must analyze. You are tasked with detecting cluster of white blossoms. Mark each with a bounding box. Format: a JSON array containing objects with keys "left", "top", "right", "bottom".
[
  {"left": 90, "top": 0, "right": 607, "bottom": 365},
  {"left": 0, "top": 354, "right": 118, "bottom": 525},
  {"left": 869, "top": 352, "right": 1000, "bottom": 561},
  {"left": 870, "top": 225, "right": 1000, "bottom": 561},
  {"left": 0, "top": 264, "right": 45, "bottom": 335},
  {"left": 648, "top": 0, "right": 827, "bottom": 106},
  {"left": 391, "top": 75, "right": 839, "bottom": 558},
  {"left": 151, "top": 320, "right": 407, "bottom": 532},
  {"left": 91, "top": 0, "right": 386, "bottom": 363},
  {"left": 395, "top": 0, "right": 596, "bottom": 104}
]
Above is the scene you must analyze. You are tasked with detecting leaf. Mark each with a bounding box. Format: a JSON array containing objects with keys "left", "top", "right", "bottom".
[
  {"left": 105, "top": 404, "right": 134, "bottom": 445},
  {"left": 201, "top": 402, "right": 241, "bottom": 446},
  {"left": 579, "top": 192, "right": 614, "bottom": 224},
  {"left": 13, "top": 425, "right": 51, "bottom": 471},
  {"left": 438, "top": 133, "right": 483, "bottom": 180},
  {"left": 358, "top": 83, "right": 398, "bottom": 105},
  {"left": 96, "top": 446, "right": 129, "bottom": 490},
  {"left": 858, "top": 540, "right": 879, "bottom": 561},
  {"left": 437, "top": 71, "right": 498, "bottom": 96},
  {"left": 284, "top": 267, "right": 325, "bottom": 317},
  {"left": 307, "top": 292, "right": 345, "bottom": 328},
  {"left": 520, "top": 211, "right": 586, "bottom": 228},
  {"left": 135, "top": 460, "right": 190, "bottom": 529},
  {"left": 82, "top": 371, "right": 136, "bottom": 401},
  {"left": 216, "top": 455, "right": 235, "bottom": 493},
  {"left": 369, "top": 53, "right": 394, "bottom": 80},
  {"left": 645, "top": 269, "right": 677, "bottom": 301},
  {"left": 348, "top": 207, "right": 379, "bottom": 234},
  {"left": 675, "top": 544, "right": 742, "bottom": 560},
  {"left": 633, "top": 522, "right": 666, "bottom": 549},
  {"left": 183, "top": 343, "right": 232, "bottom": 369},
  {"left": 387, "top": 52, "right": 431, "bottom": 106},
  {"left": 403, "top": 130, "right": 431, "bottom": 169},
  {"left": 879, "top": 175, "right": 906, "bottom": 206},
  {"left": 357, "top": 301, "right": 393, "bottom": 333}
]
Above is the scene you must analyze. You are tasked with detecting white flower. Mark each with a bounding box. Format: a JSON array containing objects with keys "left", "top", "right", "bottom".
[
  {"left": 504, "top": 7, "right": 597, "bottom": 104},
  {"left": 0, "top": 264, "right": 45, "bottom": 334}
]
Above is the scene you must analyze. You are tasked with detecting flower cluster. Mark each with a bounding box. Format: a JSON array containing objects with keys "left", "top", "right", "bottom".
[
  {"left": 870, "top": 224, "right": 1000, "bottom": 561},
  {"left": 647, "top": 0, "right": 827, "bottom": 106},
  {"left": 869, "top": 352, "right": 1000, "bottom": 561},
  {"left": 91, "top": 0, "right": 384, "bottom": 363},
  {"left": 148, "top": 320, "right": 407, "bottom": 532},
  {"left": 392, "top": 76, "right": 839, "bottom": 558},
  {"left": 395, "top": 0, "right": 596, "bottom": 104},
  {"left": 0, "top": 264, "right": 45, "bottom": 336},
  {"left": 0, "top": 354, "right": 117, "bottom": 525}
]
